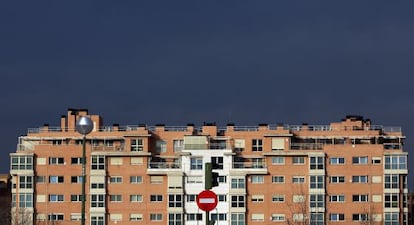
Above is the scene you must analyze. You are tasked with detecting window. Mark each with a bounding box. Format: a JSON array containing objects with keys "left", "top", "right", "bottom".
[
  {"left": 71, "top": 176, "right": 83, "bottom": 183},
  {"left": 352, "top": 214, "right": 368, "bottom": 221},
  {"left": 130, "top": 176, "right": 142, "bottom": 184},
  {"left": 169, "top": 213, "right": 183, "bottom": 225},
  {"left": 70, "top": 214, "right": 81, "bottom": 221},
  {"left": 293, "top": 195, "right": 305, "bottom": 203},
  {"left": 71, "top": 195, "right": 82, "bottom": 202},
  {"left": 292, "top": 156, "right": 305, "bottom": 165},
  {"left": 372, "top": 157, "right": 381, "bottom": 164},
  {"left": 48, "top": 214, "right": 64, "bottom": 221},
  {"left": 271, "top": 137, "right": 285, "bottom": 150},
  {"left": 231, "top": 213, "right": 245, "bottom": 225},
  {"left": 330, "top": 213, "right": 345, "bottom": 221},
  {"left": 310, "top": 194, "right": 324, "bottom": 208},
  {"left": 330, "top": 176, "right": 345, "bottom": 183},
  {"left": 211, "top": 213, "right": 227, "bottom": 221},
  {"left": 234, "top": 139, "right": 245, "bottom": 152},
  {"left": 352, "top": 194, "right": 368, "bottom": 202},
  {"left": 131, "top": 138, "right": 143, "bottom": 151},
  {"left": 156, "top": 140, "right": 167, "bottom": 153},
  {"left": 49, "top": 157, "right": 64, "bottom": 165},
  {"left": 12, "top": 193, "right": 33, "bottom": 207},
  {"left": 104, "top": 140, "right": 113, "bottom": 146},
  {"left": 231, "top": 195, "right": 245, "bottom": 207},
  {"left": 49, "top": 176, "right": 64, "bottom": 183},
  {"left": 385, "top": 193, "right": 399, "bottom": 208},
  {"left": 150, "top": 176, "right": 163, "bottom": 184},
  {"left": 271, "top": 214, "right": 285, "bottom": 222},
  {"left": 272, "top": 156, "right": 285, "bottom": 165},
  {"left": 130, "top": 157, "right": 143, "bottom": 165},
  {"left": 52, "top": 139, "right": 63, "bottom": 145},
  {"left": 186, "top": 176, "right": 202, "bottom": 184},
  {"left": 110, "top": 194, "right": 122, "bottom": 202},
  {"left": 385, "top": 174, "right": 399, "bottom": 189},
  {"left": 11, "top": 155, "right": 33, "bottom": 170},
  {"left": 272, "top": 195, "right": 285, "bottom": 202},
  {"left": 168, "top": 194, "right": 182, "bottom": 207},
  {"left": 251, "top": 195, "right": 264, "bottom": 203},
  {"left": 352, "top": 175, "right": 368, "bottom": 183},
  {"left": 150, "top": 213, "right": 162, "bottom": 221},
  {"left": 251, "top": 213, "right": 264, "bottom": 222},
  {"left": 310, "top": 156, "right": 324, "bottom": 169},
  {"left": 187, "top": 214, "right": 202, "bottom": 221},
  {"left": 310, "top": 175, "right": 324, "bottom": 189},
  {"left": 91, "top": 194, "right": 105, "bottom": 207},
  {"left": 310, "top": 213, "right": 324, "bottom": 225},
  {"left": 19, "top": 176, "right": 33, "bottom": 189},
  {"left": 385, "top": 155, "right": 407, "bottom": 170},
  {"left": 292, "top": 176, "right": 305, "bottom": 184},
  {"left": 36, "top": 176, "right": 46, "bottom": 183},
  {"left": 109, "top": 176, "right": 122, "bottom": 183},
  {"left": 91, "top": 183, "right": 105, "bottom": 189},
  {"left": 272, "top": 176, "right": 285, "bottom": 183},
  {"left": 231, "top": 178, "right": 245, "bottom": 189},
  {"left": 352, "top": 156, "right": 368, "bottom": 164},
  {"left": 252, "top": 158, "right": 265, "bottom": 168},
  {"left": 186, "top": 194, "right": 196, "bottom": 202},
  {"left": 211, "top": 156, "right": 224, "bottom": 169},
  {"left": 91, "top": 216, "right": 104, "bottom": 225},
  {"left": 130, "top": 214, "right": 143, "bottom": 221},
  {"left": 130, "top": 194, "right": 143, "bottom": 202},
  {"left": 218, "top": 194, "right": 227, "bottom": 202},
  {"left": 251, "top": 175, "right": 264, "bottom": 184},
  {"left": 150, "top": 194, "right": 163, "bottom": 202},
  {"left": 330, "top": 195, "right": 345, "bottom": 202},
  {"left": 329, "top": 157, "right": 345, "bottom": 164},
  {"left": 173, "top": 139, "right": 184, "bottom": 152},
  {"left": 252, "top": 139, "right": 263, "bottom": 151},
  {"left": 49, "top": 194, "right": 64, "bottom": 202},
  {"left": 218, "top": 175, "right": 226, "bottom": 183},
  {"left": 384, "top": 212, "right": 398, "bottom": 225},
  {"left": 91, "top": 155, "right": 105, "bottom": 170},
  {"left": 190, "top": 157, "right": 203, "bottom": 170}
]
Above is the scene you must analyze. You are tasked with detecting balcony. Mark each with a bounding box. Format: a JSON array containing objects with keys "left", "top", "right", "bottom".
[
  {"left": 147, "top": 158, "right": 182, "bottom": 175},
  {"left": 290, "top": 143, "right": 324, "bottom": 150},
  {"left": 384, "top": 143, "right": 402, "bottom": 150},
  {"left": 231, "top": 157, "right": 267, "bottom": 174}
]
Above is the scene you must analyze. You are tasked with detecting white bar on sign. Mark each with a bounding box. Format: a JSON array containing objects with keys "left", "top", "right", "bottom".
[{"left": 200, "top": 198, "right": 215, "bottom": 203}]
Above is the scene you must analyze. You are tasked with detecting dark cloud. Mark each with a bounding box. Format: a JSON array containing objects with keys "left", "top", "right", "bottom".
[{"left": 1, "top": 1, "right": 413, "bottom": 188}]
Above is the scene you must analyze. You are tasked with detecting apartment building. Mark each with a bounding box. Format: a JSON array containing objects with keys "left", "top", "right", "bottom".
[{"left": 10, "top": 109, "right": 409, "bottom": 225}]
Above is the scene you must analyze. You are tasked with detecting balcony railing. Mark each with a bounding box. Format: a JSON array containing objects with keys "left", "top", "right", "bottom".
[
  {"left": 148, "top": 162, "right": 181, "bottom": 169},
  {"left": 384, "top": 143, "right": 402, "bottom": 150},
  {"left": 27, "top": 123, "right": 402, "bottom": 134},
  {"left": 232, "top": 162, "right": 266, "bottom": 169},
  {"left": 290, "top": 143, "right": 324, "bottom": 150}
]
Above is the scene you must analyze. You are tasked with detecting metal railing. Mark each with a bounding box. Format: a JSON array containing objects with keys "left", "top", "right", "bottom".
[
  {"left": 148, "top": 162, "right": 181, "bottom": 169},
  {"left": 290, "top": 143, "right": 324, "bottom": 150},
  {"left": 232, "top": 161, "right": 267, "bottom": 169},
  {"left": 27, "top": 124, "right": 402, "bottom": 134}
]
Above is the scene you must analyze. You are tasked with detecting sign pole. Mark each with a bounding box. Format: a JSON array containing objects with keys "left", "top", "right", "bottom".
[{"left": 206, "top": 211, "right": 209, "bottom": 225}]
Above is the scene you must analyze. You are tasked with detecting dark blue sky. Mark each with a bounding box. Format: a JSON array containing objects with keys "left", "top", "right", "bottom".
[{"left": 1, "top": 1, "right": 413, "bottom": 188}]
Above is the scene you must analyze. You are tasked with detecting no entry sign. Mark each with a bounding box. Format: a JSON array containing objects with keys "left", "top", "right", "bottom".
[{"left": 196, "top": 190, "right": 218, "bottom": 211}]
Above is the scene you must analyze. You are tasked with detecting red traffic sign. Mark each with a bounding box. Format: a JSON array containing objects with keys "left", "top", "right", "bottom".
[{"left": 196, "top": 190, "right": 218, "bottom": 212}]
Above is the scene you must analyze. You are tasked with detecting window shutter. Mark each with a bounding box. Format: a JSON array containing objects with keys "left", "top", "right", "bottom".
[
  {"left": 130, "top": 157, "right": 143, "bottom": 165},
  {"left": 110, "top": 157, "right": 123, "bottom": 165},
  {"left": 272, "top": 138, "right": 285, "bottom": 150}
]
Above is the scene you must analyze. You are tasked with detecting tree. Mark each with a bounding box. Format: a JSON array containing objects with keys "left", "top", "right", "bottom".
[
  {"left": 286, "top": 185, "right": 310, "bottom": 225},
  {"left": 11, "top": 208, "right": 33, "bottom": 225}
]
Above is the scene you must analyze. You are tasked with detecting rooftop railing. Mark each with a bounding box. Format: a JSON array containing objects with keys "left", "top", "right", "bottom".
[{"left": 27, "top": 124, "right": 402, "bottom": 134}]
